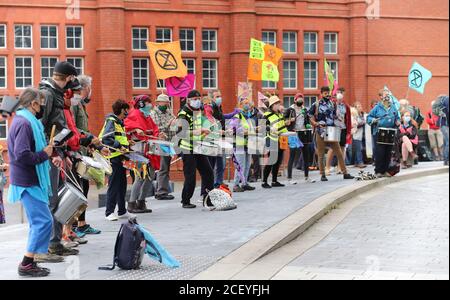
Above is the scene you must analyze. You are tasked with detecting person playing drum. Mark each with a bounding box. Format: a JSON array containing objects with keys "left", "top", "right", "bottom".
[
  {"left": 367, "top": 88, "right": 401, "bottom": 178},
  {"left": 125, "top": 95, "right": 162, "bottom": 214},
  {"left": 284, "top": 93, "right": 316, "bottom": 184}
]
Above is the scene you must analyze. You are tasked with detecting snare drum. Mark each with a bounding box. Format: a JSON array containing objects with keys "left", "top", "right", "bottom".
[
  {"left": 193, "top": 141, "right": 220, "bottom": 156},
  {"left": 93, "top": 152, "right": 113, "bottom": 175},
  {"left": 125, "top": 153, "right": 150, "bottom": 164},
  {"left": 324, "top": 126, "right": 342, "bottom": 143},
  {"left": 148, "top": 140, "right": 176, "bottom": 157},
  {"left": 377, "top": 128, "right": 397, "bottom": 145},
  {"left": 76, "top": 156, "right": 103, "bottom": 180},
  {"left": 130, "top": 141, "right": 147, "bottom": 154},
  {"left": 298, "top": 129, "right": 313, "bottom": 144}
]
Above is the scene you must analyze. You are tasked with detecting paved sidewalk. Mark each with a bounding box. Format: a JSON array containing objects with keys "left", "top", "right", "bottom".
[
  {"left": 271, "top": 173, "right": 449, "bottom": 280},
  {"left": 0, "top": 162, "right": 445, "bottom": 279}
]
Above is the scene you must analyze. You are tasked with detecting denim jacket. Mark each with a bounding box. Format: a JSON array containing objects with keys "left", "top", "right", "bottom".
[{"left": 367, "top": 102, "right": 399, "bottom": 135}]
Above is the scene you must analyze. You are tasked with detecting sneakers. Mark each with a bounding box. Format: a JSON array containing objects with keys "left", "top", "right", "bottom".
[
  {"left": 305, "top": 177, "right": 316, "bottom": 183},
  {"left": 34, "top": 253, "right": 64, "bottom": 263},
  {"left": 242, "top": 184, "right": 256, "bottom": 191},
  {"left": 75, "top": 224, "right": 101, "bottom": 235},
  {"left": 61, "top": 237, "right": 79, "bottom": 248},
  {"left": 343, "top": 174, "right": 355, "bottom": 180},
  {"left": 68, "top": 232, "right": 88, "bottom": 245},
  {"left": 233, "top": 186, "right": 245, "bottom": 193},
  {"left": 182, "top": 203, "right": 197, "bottom": 209},
  {"left": 48, "top": 244, "right": 79, "bottom": 256},
  {"left": 118, "top": 212, "right": 135, "bottom": 219},
  {"left": 18, "top": 262, "right": 50, "bottom": 277},
  {"left": 155, "top": 194, "right": 175, "bottom": 201},
  {"left": 105, "top": 214, "right": 119, "bottom": 221},
  {"left": 271, "top": 182, "right": 285, "bottom": 187},
  {"left": 288, "top": 179, "right": 298, "bottom": 185},
  {"left": 262, "top": 182, "right": 272, "bottom": 189},
  {"left": 321, "top": 175, "right": 329, "bottom": 182}
]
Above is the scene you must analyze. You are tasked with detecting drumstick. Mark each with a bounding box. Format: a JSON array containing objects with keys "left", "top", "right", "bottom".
[
  {"left": 49, "top": 125, "right": 56, "bottom": 144},
  {"left": 100, "top": 143, "right": 129, "bottom": 154}
]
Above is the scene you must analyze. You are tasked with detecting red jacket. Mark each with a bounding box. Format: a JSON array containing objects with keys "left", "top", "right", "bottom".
[
  {"left": 426, "top": 109, "right": 440, "bottom": 130},
  {"left": 64, "top": 107, "right": 81, "bottom": 152},
  {"left": 125, "top": 108, "right": 161, "bottom": 170}
]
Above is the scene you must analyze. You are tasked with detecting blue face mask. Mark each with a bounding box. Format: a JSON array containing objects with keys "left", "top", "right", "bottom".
[
  {"left": 140, "top": 104, "right": 152, "bottom": 117},
  {"left": 215, "top": 97, "right": 222, "bottom": 106},
  {"left": 243, "top": 104, "right": 251, "bottom": 111},
  {"left": 190, "top": 99, "right": 202, "bottom": 110},
  {"left": 404, "top": 116, "right": 411, "bottom": 123}
]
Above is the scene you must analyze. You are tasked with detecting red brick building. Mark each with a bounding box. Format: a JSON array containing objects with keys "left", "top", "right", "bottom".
[{"left": 0, "top": 0, "right": 449, "bottom": 144}]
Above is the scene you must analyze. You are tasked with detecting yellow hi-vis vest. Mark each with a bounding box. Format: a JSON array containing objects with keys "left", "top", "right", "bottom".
[
  {"left": 264, "top": 111, "right": 288, "bottom": 142},
  {"left": 177, "top": 110, "right": 203, "bottom": 152},
  {"left": 98, "top": 116, "right": 129, "bottom": 159},
  {"left": 234, "top": 112, "right": 255, "bottom": 147}
]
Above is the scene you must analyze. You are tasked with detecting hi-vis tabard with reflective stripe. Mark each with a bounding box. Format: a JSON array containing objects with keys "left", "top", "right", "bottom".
[
  {"left": 99, "top": 117, "right": 130, "bottom": 159},
  {"left": 264, "top": 111, "right": 288, "bottom": 142},
  {"left": 177, "top": 110, "right": 203, "bottom": 152},
  {"left": 234, "top": 112, "right": 255, "bottom": 147}
]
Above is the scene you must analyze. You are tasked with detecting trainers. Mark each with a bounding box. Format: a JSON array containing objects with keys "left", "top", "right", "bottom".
[
  {"left": 233, "top": 186, "right": 245, "bottom": 193},
  {"left": 75, "top": 225, "right": 101, "bottom": 235},
  {"left": 288, "top": 179, "right": 298, "bottom": 185},
  {"left": 105, "top": 214, "right": 118, "bottom": 221},
  {"left": 272, "top": 182, "right": 285, "bottom": 187},
  {"left": 49, "top": 244, "right": 79, "bottom": 256},
  {"left": 242, "top": 184, "right": 256, "bottom": 191},
  {"left": 34, "top": 253, "right": 64, "bottom": 263},
  {"left": 197, "top": 198, "right": 204, "bottom": 203},
  {"left": 182, "top": 203, "right": 197, "bottom": 209},
  {"left": 61, "top": 237, "right": 79, "bottom": 248},
  {"left": 321, "top": 175, "right": 329, "bottom": 182},
  {"left": 118, "top": 212, "right": 135, "bottom": 219},
  {"left": 305, "top": 177, "right": 316, "bottom": 183},
  {"left": 343, "top": 174, "right": 355, "bottom": 180},
  {"left": 18, "top": 262, "right": 50, "bottom": 278},
  {"left": 262, "top": 182, "right": 272, "bottom": 189},
  {"left": 68, "top": 232, "right": 88, "bottom": 245}
]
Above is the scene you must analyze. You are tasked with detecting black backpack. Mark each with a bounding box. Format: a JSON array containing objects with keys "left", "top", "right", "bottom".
[{"left": 99, "top": 218, "right": 145, "bottom": 271}]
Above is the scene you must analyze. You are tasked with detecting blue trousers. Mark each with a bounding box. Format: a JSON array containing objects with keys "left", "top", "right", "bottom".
[
  {"left": 21, "top": 191, "right": 53, "bottom": 254},
  {"left": 353, "top": 140, "right": 364, "bottom": 165}
]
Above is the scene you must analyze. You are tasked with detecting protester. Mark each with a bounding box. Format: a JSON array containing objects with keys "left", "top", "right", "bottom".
[
  {"left": 399, "top": 111, "right": 419, "bottom": 169},
  {"left": 433, "top": 95, "right": 449, "bottom": 166},
  {"left": 325, "top": 88, "right": 352, "bottom": 175},
  {"left": 309, "top": 87, "right": 354, "bottom": 182},
  {"left": 0, "top": 144, "right": 7, "bottom": 224},
  {"left": 99, "top": 99, "right": 133, "bottom": 221},
  {"left": 284, "top": 93, "right": 315, "bottom": 184},
  {"left": 262, "top": 95, "right": 288, "bottom": 188},
  {"left": 426, "top": 101, "right": 444, "bottom": 161},
  {"left": 151, "top": 93, "right": 176, "bottom": 201},
  {"left": 210, "top": 90, "right": 227, "bottom": 188},
  {"left": 367, "top": 89, "right": 401, "bottom": 177},
  {"left": 352, "top": 102, "right": 367, "bottom": 168},
  {"left": 7, "top": 88, "right": 55, "bottom": 277}
]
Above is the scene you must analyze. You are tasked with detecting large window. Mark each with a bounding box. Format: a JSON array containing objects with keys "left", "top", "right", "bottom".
[
  {"left": 41, "top": 25, "right": 58, "bottom": 49},
  {"left": 202, "top": 59, "right": 217, "bottom": 89},
  {"left": 283, "top": 32, "right": 297, "bottom": 53},
  {"left": 66, "top": 26, "right": 83, "bottom": 49},
  {"left": 0, "top": 25, "right": 6, "bottom": 48},
  {"left": 0, "top": 57, "right": 6, "bottom": 88},
  {"left": 15, "top": 57, "right": 33, "bottom": 88},
  {"left": 41, "top": 57, "right": 58, "bottom": 80},
  {"left": 132, "top": 27, "right": 148, "bottom": 51},
  {"left": 304, "top": 95, "right": 318, "bottom": 109},
  {"left": 66, "top": 57, "right": 83, "bottom": 75},
  {"left": 156, "top": 28, "right": 172, "bottom": 43},
  {"left": 262, "top": 81, "right": 276, "bottom": 89},
  {"left": 180, "top": 28, "right": 195, "bottom": 52},
  {"left": 328, "top": 60, "right": 339, "bottom": 82},
  {"left": 304, "top": 60, "right": 317, "bottom": 90},
  {"left": 202, "top": 29, "right": 217, "bottom": 52},
  {"left": 283, "top": 60, "right": 297, "bottom": 90},
  {"left": 132, "top": 58, "right": 149, "bottom": 89},
  {"left": 304, "top": 32, "right": 317, "bottom": 54},
  {"left": 283, "top": 95, "right": 295, "bottom": 108},
  {"left": 324, "top": 32, "right": 338, "bottom": 54},
  {"left": 157, "top": 79, "right": 166, "bottom": 90},
  {"left": 15, "top": 25, "right": 32, "bottom": 49}
]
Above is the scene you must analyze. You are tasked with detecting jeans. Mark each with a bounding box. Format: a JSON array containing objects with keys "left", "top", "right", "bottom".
[
  {"left": 441, "top": 126, "right": 449, "bottom": 163},
  {"left": 353, "top": 140, "right": 364, "bottom": 165},
  {"left": 233, "top": 152, "right": 251, "bottom": 187},
  {"left": 156, "top": 156, "right": 172, "bottom": 196},
  {"left": 49, "top": 163, "right": 63, "bottom": 247},
  {"left": 105, "top": 157, "right": 127, "bottom": 217}
]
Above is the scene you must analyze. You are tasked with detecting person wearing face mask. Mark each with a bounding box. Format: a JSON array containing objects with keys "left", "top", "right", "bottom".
[
  {"left": 151, "top": 93, "right": 176, "bottom": 201},
  {"left": 99, "top": 99, "right": 134, "bottom": 221},
  {"left": 210, "top": 90, "right": 227, "bottom": 188},
  {"left": 124, "top": 95, "right": 161, "bottom": 214},
  {"left": 229, "top": 99, "right": 257, "bottom": 192},
  {"left": 308, "top": 87, "right": 355, "bottom": 182},
  {"left": 7, "top": 88, "right": 55, "bottom": 277},
  {"left": 367, "top": 88, "right": 401, "bottom": 177},
  {"left": 38, "top": 61, "right": 79, "bottom": 260},
  {"left": 325, "top": 88, "right": 352, "bottom": 175},
  {"left": 284, "top": 93, "right": 316, "bottom": 184},
  {"left": 399, "top": 112, "right": 419, "bottom": 169},
  {"left": 262, "top": 96, "right": 289, "bottom": 189},
  {"left": 176, "top": 90, "right": 214, "bottom": 209}
]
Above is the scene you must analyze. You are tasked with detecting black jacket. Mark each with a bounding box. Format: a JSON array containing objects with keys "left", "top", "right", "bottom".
[
  {"left": 284, "top": 105, "right": 311, "bottom": 131},
  {"left": 39, "top": 79, "right": 68, "bottom": 139}
]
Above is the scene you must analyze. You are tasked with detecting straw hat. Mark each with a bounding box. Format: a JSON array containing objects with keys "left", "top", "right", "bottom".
[{"left": 268, "top": 95, "right": 281, "bottom": 107}]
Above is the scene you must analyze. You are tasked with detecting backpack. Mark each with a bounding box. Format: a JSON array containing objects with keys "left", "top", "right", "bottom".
[
  {"left": 99, "top": 218, "right": 147, "bottom": 270},
  {"left": 204, "top": 188, "right": 237, "bottom": 211},
  {"left": 417, "top": 145, "right": 434, "bottom": 162}
]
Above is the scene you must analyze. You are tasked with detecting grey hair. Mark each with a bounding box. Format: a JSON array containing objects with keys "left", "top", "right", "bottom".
[
  {"left": 77, "top": 75, "right": 92, "bottom": 88},
  {"left": 19, "top": 87, "right": 44, "bottom": 108}
]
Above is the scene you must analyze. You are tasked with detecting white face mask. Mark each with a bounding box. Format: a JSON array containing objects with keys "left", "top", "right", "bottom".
[
  {"left": 71, "top": 94, "right": 83, "bottom": 106},
  {"left": 336, "top": 93, "right": 344, "bottom": 101}
]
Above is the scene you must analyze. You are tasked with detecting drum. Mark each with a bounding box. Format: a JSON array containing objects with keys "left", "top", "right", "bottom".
[
  {"left": 298, "top": 129, "right": 313, "bottom": 144},
  {"left": 130, "top": 141, "right": 147, "bottom": 154},
  {"left": 193, "top": 141, "right": 220, "bottom": 156},
  {"left": 377, "top": 128, "right": 397, "bottom": 145},
  {"left": 125, "top": 152, "right": 149, "bottom": 164},
  {"left": 54, "top": 182, "right": 88, "bottom": 225},
  {"left": 93, "top": 152, "right": 113, "bottom": 175},
  {"left": 324, "top": 126, "right": 342, "bottom": 143},
  {"left": 76, "top": 156, "right": 103, "bottom": 180},
  {"left": 148, "top": 140, "right": 176, "bottom": 157},
  {"left": 247, "top": 136, "right": 266, "bottom": 155}
]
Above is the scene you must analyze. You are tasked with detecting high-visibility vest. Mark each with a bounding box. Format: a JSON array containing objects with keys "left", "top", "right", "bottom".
[
  {"left": 99, "top": 117, "right": 129, "bottom": 159},
  {"left": 177, "top": 110, "right": 203, "bottom": 152},
  {"left": 234, "top": 112, "right": 255, "bottom": 147},
  {"left": 264, "top": 111, "right": 288, "bottom": 142}
]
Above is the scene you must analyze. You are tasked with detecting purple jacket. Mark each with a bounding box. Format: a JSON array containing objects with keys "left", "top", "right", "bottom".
[{"left": 7, "top": 116, "right": 49, "bottom": 187}]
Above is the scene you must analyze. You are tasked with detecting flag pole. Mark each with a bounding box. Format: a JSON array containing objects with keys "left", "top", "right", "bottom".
[{"left": 405, "top": 87, "right": 411, "bottom": 100}]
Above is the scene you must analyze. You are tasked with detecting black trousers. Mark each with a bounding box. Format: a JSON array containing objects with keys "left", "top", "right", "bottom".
[
  {"left": 201, "top": 156, "right": 216, "bottom": 197},
  {"left": 375, "top": 143, "right": 393, "bottom": 174},
  {"left": 77, "top": 178, "right": 90, "bottom": 222},
  {"left": 288, "top": 144, "right": 311, "bottom": 179},
  {"left": 249, "top": 155, "right": 262, "bottom": 181},
  {"left": 263, "top": 148, "right": 284, "bottom": 183},
  {"left": 182, "top": 154, "right": 214, "bottom": 204},
  {"left": 106, "top": 157, "right": 127, "bottom": 216}
]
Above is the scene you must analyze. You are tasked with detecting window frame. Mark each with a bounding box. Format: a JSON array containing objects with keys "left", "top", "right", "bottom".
[
  {"left": 156, "top": 28, "right": 173, "bottom": 43},
  {"left": 41, "top": 57, "right": 59, "bottom": 80},
  {"left": 304, "top": 60, "right": 318, "bottom": 90},
  {"left": 0, "top": 56, "right": 7, "bottom": 89},
  {"left": 283, "top": 95, "right": 295, "bottom": 108},
  {"left": 132, "top": 58, "right": 149, "bottom": 90},
  {"left": 283, "top": 60, "right": 298, "bottom": 90},
  {"left": 202, "top": 59, "right": 218, "bottom": 90},
  {"left": 131, "top": 27, "right": 149, "bottom": 51},
  {"left": 66, "top": 25, "right": 84, "bottom": 50},
  {"left": 282, "top": 31, "right": 297, "bottom": 54},
  {"left": 0, "top": 24, "right": 6, "bottom": 49},
  {"left": 180, "top": 28, "right": 195, "bottom": 52},
  {"left": 262, "top": 30, "right": 277, "bottom": 46},
  {"left": 66, "top": 57, "right": 84, "bottom": 75},
  {"left": 40, "top": 25, "right": 58, "bottom": 50},
  {"left": 202, "top": 29, "right": 218, "bottom": 52},
  {"left": 303, "top": 32, "right": 318, "bottom": 55},
  {"left": 304, "top": 95, "right": 318, "bottom": 109},
  {"left": 14, "top": 24, "right": 33, "bottom": 49},
  {"left": 183, "top": 58, "right": 196, "bottom": 88},
  {"left": 15, "top": 56, "right": 34, "bottom": 89},
  {"left": 328, "top": 60, "right": 339, "bottom": 82},
  {"left": 324, "top": 32, "right": 338, "bottom": 55}
]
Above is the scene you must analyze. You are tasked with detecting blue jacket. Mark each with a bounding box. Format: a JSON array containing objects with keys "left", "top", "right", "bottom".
[{"left": 367, "top": 102, "right": 399, "bottom": 134}]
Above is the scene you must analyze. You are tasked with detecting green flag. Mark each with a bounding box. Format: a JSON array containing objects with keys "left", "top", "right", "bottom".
[{"left": 324, "top": 59, "right": 335, "bottom": 92}]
